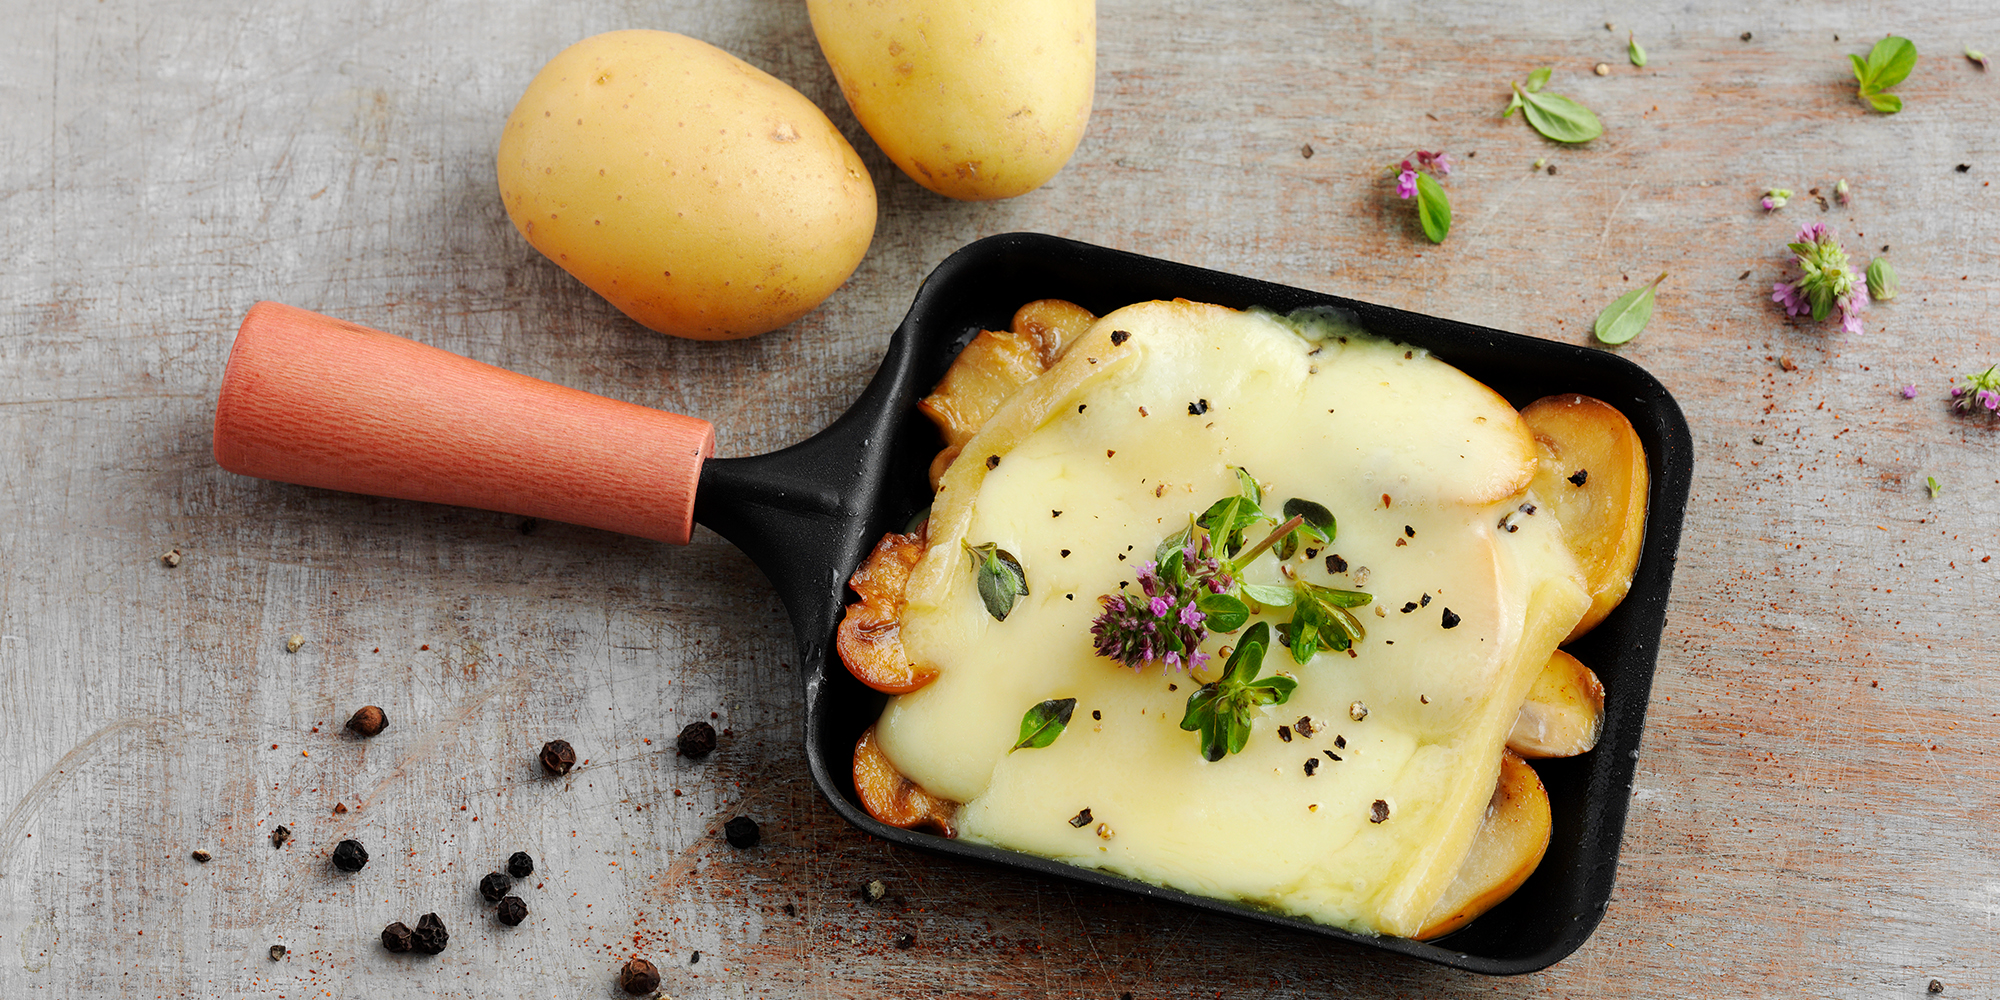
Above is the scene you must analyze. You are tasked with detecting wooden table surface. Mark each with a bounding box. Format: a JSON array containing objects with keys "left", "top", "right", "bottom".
[{"left": 3, "top": 1, "right": 1997, "bottom": 996}]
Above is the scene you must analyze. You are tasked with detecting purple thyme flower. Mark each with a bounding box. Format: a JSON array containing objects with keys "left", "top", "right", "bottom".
[
  {"left": 1089, "top": 534, "right": 1234, "bottom": 674},
  {"left": 1901, "top": 384, "right": 1919, "bottom": 399},
  {"left": 1396, "top": 167, "right": 1417, "bottom": 199},
  {"left": 1772, "top": 221, "right": 1867, "bottom": 334},
  {"left": 1949, "top": 365, "right": 2000, "bottom": 416}
]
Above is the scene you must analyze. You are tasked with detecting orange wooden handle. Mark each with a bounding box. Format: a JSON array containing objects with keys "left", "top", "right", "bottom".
[{"left": 213, "top": 302, "right": 716, "bottom": 544}]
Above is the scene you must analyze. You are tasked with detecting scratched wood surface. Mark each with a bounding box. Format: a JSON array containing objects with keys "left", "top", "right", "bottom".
[{"left": 2, "top": 0, "right": 1998, "bottom": 996}]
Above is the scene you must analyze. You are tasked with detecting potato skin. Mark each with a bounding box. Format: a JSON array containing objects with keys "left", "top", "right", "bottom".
[
  {"left": 497, "top": 30, "right": 876, "bottom": 340},
  {"left": 807, "top": 0, "right": 1094, "bottom": 201}
]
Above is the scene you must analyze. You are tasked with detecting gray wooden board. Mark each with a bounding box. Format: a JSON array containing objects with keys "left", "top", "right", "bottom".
[{"left": 2, "top": 0, "right": 1998, "bottom": 996}]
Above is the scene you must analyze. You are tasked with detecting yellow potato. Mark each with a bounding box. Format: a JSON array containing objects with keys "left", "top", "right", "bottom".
[
  {"left": 497, "top": 30, "right": 876, "bottom": 340},
  {"left": 807, "top": 0, "right": 1095, "bottom": 200}
]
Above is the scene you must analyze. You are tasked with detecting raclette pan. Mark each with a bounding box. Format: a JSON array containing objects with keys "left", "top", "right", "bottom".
[{"left": 212, "top": 232, "right": 1692, "bottom": 974}]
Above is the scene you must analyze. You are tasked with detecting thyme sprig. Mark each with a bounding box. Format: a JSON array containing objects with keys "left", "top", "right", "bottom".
[{"left": 1088, "top": 471, "right": 1374, "bottom": 759}]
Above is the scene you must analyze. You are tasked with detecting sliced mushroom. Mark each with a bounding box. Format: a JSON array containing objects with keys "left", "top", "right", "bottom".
[
  {"left": 836, "top": 526, "right": 934, "bottom": 693},
  {"left": 1508, "top": 649, "right": 1605, "bottom": 759},
  {"left": 853, "top": 723, "right": 958, "bottom": 837},
  {"left": 1415, "top": 749, "right": 1552, "bottom": 940},
  {"left": 1519, "top": 394, "right": 1649, "bottom": 642}
]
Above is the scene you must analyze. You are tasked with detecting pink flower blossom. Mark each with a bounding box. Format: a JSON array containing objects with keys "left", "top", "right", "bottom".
[{"left": 1396, "top": 167, "right": 1417, "bottom": 199}]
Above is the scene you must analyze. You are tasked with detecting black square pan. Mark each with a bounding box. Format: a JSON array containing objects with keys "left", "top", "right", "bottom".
[{"left": 695, "top": 232, "right": 1693, "bottom": 975}]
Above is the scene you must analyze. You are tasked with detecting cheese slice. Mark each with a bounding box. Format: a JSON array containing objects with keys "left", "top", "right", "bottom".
[{"left": 874, "top": 300, "right": 1589, "bottom": 936}]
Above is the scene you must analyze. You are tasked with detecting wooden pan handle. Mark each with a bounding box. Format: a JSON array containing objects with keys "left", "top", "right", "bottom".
[{"left": 213, "top": 302, "right": 716, "bottom": 545}]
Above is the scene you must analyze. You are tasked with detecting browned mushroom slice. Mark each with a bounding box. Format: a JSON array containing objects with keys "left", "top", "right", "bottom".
[
  {"left": 853, "top": 723, "right": 958, "bottom": 837},
  {"left": 918, "top": 300, "right": 1095, "bottom": 487},
  {"left": 1520, "top": 394, "right": 1649, "bottom": 642},
  {"left": 1415, "top": 750, "right": 1552, "bottom": 940},
  {"left": 1507, "top": 649, "right": 1606, "bottom": 759},
  {"left": 836, "top": 526, "right": 934, "bottom": 694}
]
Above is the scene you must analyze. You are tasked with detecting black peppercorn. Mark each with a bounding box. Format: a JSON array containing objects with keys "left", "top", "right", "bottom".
[
  {"left": 496, "top": 895, "right": 529, "bottom": 926},
  {"left": 381, "top": 922, "right": 415, "bottom": 953},
  {"left": 190, "top": 849, "right": 211, "bottom": 863},
  {"left": 507, "top": 851, "right": 535, "bottom": 878},
  {"left": 413, "top": 912, "right": 448, "bottom": 955},
  {"left": 331, "top": 839, "right": 369, "bottom": 872},
  {"left": 676, "top": 721, "right": 717, "bottom": 759},
  {"left": 479, "top": 871, "right": 512, "bottom": 903},
  {"left": 618, "top": 957, "right": 662, "bottom": 995},
  {"left": 540, "top": 739, "right": 577, "bottom": 776},
  {"left": 270, "top": 825, "right": 291, "bottom": 849},
  {"left": 344, "top": 705, "right": 388, "bottom": 737},
  {"left": 268, "top": 944, "right": 286, "bottom": 962},
  {"left": 722, "top": 815, "right": 760, "bottom": 849}
]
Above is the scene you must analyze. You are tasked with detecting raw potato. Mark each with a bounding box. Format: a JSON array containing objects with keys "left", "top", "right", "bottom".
[
  {"left": 1521, "top": 394, "right": 1649, "bottom": 641},
  {"left": 1416, "top": 750, "right": 1552, "bottom": 940},
  {"left": 497, "top": 30, "right": 876, "bottom": 340},
  {"left": 807, "top": 0, "right": 1095, "bottom": 200},
  {"left": 1507, "top": 649, "right": 1605, "bottom": 758}
]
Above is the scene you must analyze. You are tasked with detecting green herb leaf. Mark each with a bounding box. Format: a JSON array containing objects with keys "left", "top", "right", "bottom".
[
  {"left": 1284, "top": 612, "right": 1321, "bottom": 664},
  {"left": 1154, "top": 520, "right": 1193, "bottom": 565},
  {"left": 1862, "top": 36, "right": 1918, "bottom": 91},
  {"left": 1927, "top": 475, "right": 1942, "bottom": 498},
  {"left": 1232, "top": 466, "right": 1264, "bottom": 506},
  {"left": 1414, "top": 173, "right": 1451, "bottom": 244},
  {"left": 1517, "top": 85, "right": 1605, "bottom": 143},
  {"left": 1628, "top": 33, "right": 1648, "bottom": 67},
  {"left": 963, "top": 541, "right": 1028, "bottom": 620},
  {"left": 1011, "top": 698, "right": 1076, "bottom": 752},
  {"left": 1240, "top": 582, "right": 1297, "bottom": 608},
  {"left": 1298, "top": 580, "right": 1374, "bottom": 609},
  {"left": 1867, "top": 257, "right": 1898, "bottom": 301},
  {"left": 1180, "top": 686, "right": 1219, "bottom": 730},
  {"left": 1282, "top": 498, "right": 1336, "bottom": 541},
  {"left": 1525, "top": 66, "right": 1552, "bottom": 93},
  {"left": 1863, "top": 91, "right": 1903, "bottom": 114},
  {"left": 1502, "top": 91, "right": 1523, "bottom": 117},
  {"left": 1196, "top": 592, "right": 1250, "bottom": 633},
  {"left": 1593, "top": 272, "right": 1667, "bottom": 345},
  {"left": 1198, "top": 494, "right": 1266, "bottom": 557}
]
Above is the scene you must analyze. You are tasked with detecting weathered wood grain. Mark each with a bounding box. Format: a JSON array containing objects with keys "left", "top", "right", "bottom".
[{"left": 3, "top": 0, "right": 1998, "bottom": 996}]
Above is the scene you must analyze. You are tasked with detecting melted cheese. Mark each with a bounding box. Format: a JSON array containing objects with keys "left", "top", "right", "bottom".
[{"left": 875, "top": 300, "right": 1588, "bottom": 936}]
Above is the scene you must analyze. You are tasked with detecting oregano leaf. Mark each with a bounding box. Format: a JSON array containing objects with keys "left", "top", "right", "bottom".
[
  {"left": 964, "top": 541, "right": 1028, "bottom": 620},
  {"left": 1525, "top": 66, "right": 1552, "bottom": 93},
  {"left": 1197, "top": 592, "right": 1250, "bottom": 633},
  {"left": 1518, "top": 87, "right": 1605, "bottom": 143},
  {"left": 1628, "top": 33, "right": 1647, "bottom": 67},
  {"left": 1011, "top": 697, "right": 1076, "bottom": 752},
  {"left": 1867, "top": 257, "right": 1898, "bottom": 301},
  {"left": 1415, "top": 173, "right": 1451, "bottom": 244},
  {"left": 1593, "top": 272, "right": 1667, "bottom": 345}
]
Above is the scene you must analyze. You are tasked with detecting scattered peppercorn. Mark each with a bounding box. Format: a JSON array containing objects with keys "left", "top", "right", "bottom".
[
  {"left": 1301, "top": 143, "right": 1315, "bottom": 158},
  {"left": 270, "top": 825, "right": 291, "bottom": 849},
  {"left": 1325, "top": 553, "right": 1348, "bottom": 573},
  {"left": 269, "top": 944, "right": 286, "bottom": 962},
  {"left": 1370, "top": 800, "right": 1391, "bottom": 823},
  {"left": 413, "top": 913, "right": 448, "bottom": 955},
  {"left": 676, "top": 720, "right": 718, "bottom": 759},
  {"left": 1349, "top": 701, "right": 1369, "bottom": 722},
  {"left": 1441, "top": 608, "right": 1461, "bottom": 629},
  {"left": 331, "top": 839, "right": 369, "bottom": 872},
  {"left": 190, "top": 849, "right": 211, "bottom": 863},
  {"left": 381, "top": 922, "right": 415, "bottom": 953},
  {"left": 1334, "top": 735, "right": 1347, "bottom": 749},
  {"left": 344, "top": 705, "right": 388, "bottom": 737},
  {"left": 1277, "top": 725, "right": 1292, "bottom": 742},
  {"left": 985, "top": 454, "right": 1000, "bottom": 469},
  {"left": 1068, "top": 807, "right": 1094, "bottom": 828},
  {"left": 497, "top": 895, "right": 529, "bottom": 926},
  {"left": 1955, "top": 164, "right": 1971, "bottom": 173},
  {"left": 1400, "top": 601, "right": 1418, "bottom": 613},
  {"left": 540, "top": 740, "right": 577, "bottom": 776},
  {"left": 1568, "top": 469, "right": 1589, "bottom": 486},
  {"left": 1419, "top": 593, "right": 1431, "bottom": 607},
  {"left": 895, "top": 932, "right": 917, "bottom": 949},
  {"left": 1303, "top": 758, "right": 1320, "bottom": 776},
  {"left": 1188, "top": 399, "right": 1209, "bottom": 415},
  {"left": 1324, "top": 749, "right": 1341, "bottom": 762},
  {"left": 690, "top": 950, "right": 701, "bottom": 964},
  {"left": 1929, "top": 980, "right": 1944, "bottom": 994},
  {"left": 1294, "top": 716, "right": 1316, "bottom": 738},
  {"left": 507, "top": 851, "right": 535, "bottom": 878},
  {"left": 479, "top": 871, "right": 512, "bottom": 902},
  {"left": 1740, "top": 31, "right": 1752, "bottom": 41},
  {"left": 723, "top": 815, "right": 760, "bottom": 848},
  {"left": 618, "top": 957, "right": 662, "bottom": 995},
  {"left": 160, "top": 549, "right": 182, "bottom": 568},
  {"left": 864, "top": 879, "right": 888, "bottom": 902},
  {"left": 285, "top": 633, "right": 305, "bottom": 653},
  {"left": 1109, "top": 330, "right": 1131, "bottom": 346}
]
